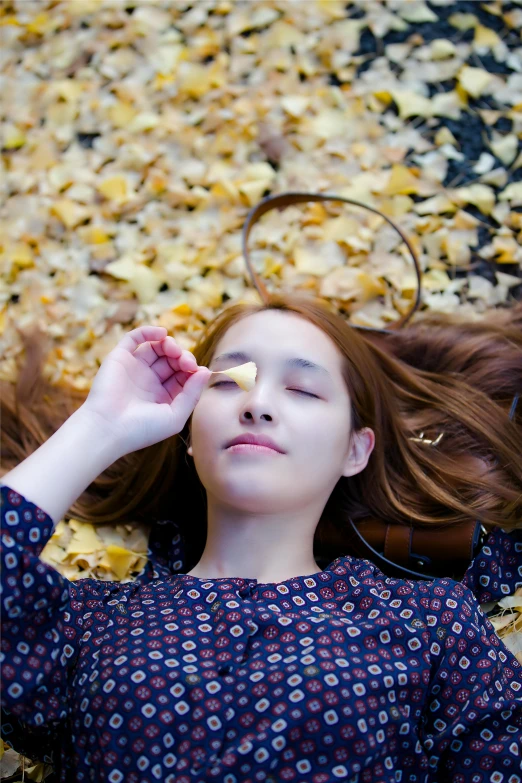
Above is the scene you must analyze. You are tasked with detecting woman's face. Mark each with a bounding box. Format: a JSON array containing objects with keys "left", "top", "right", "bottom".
[{"left": 188, "top": 310, "right": 374, "bottom": 515}]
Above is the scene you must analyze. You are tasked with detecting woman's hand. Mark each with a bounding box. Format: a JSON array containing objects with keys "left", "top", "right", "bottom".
[{"left": 80, "top": 326, "right": 211, "bottom": 456}]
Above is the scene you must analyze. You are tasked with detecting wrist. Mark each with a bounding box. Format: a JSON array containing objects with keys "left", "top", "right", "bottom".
[
  {"left": 69, "top": 405, "right": 127, "bottom": 467},
  {"left": 0, "top": 405, "right": 126, "bottom": 528}
]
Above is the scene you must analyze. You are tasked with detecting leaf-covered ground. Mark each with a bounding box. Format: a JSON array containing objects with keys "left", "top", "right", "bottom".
[
  {"left": 2, "top": 0, "right": 522, "bottom": 391},
  {"left": 1, "top": 1, "right": 522, "bottom": 778}
]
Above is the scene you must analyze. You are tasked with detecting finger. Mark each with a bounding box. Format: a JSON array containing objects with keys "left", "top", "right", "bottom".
[
  {"left": 119, "top": 326, "right": 167, "bottom": 361},
  {"left": 163, "top": 371, "right": 186, "bottom": 399},
  {"left": 166, "top": 367, "right": 210, "bottom": 415},
  {"left": 137, "top": 340, "right": 198, "bottom": 375},
  {"left": 159, "top": 335, "right": 182, "bottom": 360},
  {"left": 169, "top": 348, "right": 198, "bottom": 373},
  {"left": 159, "top": 337, "right": 199, "bottom": 371},
  {"left": 153, "top": 354, "right": 203, "bottom": 387},
  {"left": 132, "top": 340, "right": 169, "bottom": 369},
  {"left": 163, "top": 365, "right": 210, "bottom": 400},
  {"left": 148, "top": 356, "right": 182, "bottom": 384}
]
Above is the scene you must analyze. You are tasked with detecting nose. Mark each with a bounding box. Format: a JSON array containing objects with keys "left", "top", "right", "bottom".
[
  {"left": 242, "top": 409, "right": 272, "bottom": 421},
  {"left": 239, "top": 382, "right": 274, "bottom": 422}
]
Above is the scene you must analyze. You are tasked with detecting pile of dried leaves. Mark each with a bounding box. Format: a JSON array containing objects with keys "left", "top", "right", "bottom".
[
  {"left": 1, "top": 0, "right": 522, "bottom": 777},
  {"left": 2, "top": 0, "right": 522, "bottom": 390}
]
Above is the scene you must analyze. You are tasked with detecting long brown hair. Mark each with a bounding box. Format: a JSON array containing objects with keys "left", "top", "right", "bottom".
[{"left": 2, "top": 292, "right": 522, "bottom": 572}]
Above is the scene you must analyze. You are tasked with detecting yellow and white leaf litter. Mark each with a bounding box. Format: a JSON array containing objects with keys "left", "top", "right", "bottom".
[
  {"left": 40, "top": 516, "right": 150, "bottom": 584},
  {"left": 1, "top": 3, "right": 522, "bottom": 769}
]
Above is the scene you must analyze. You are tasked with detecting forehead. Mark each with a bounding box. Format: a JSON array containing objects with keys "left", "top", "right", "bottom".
[{"left": 214, "top": 310, "right": 342, "bottom": 370}]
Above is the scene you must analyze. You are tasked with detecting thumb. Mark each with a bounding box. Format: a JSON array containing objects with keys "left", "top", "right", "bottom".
[{"left": 170, "top": 367, "right": 212, "bottom": 420}]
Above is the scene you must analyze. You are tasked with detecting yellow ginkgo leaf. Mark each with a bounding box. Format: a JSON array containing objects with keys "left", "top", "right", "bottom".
[
  {"left": 430, "top": 39, "right": 457, "bottom": 60},
  {"left": 435, "top": 127, "right": 458, "bottom": 147},
  {"left": 67, "top": 523, "right": 102, "bottom": 555},
  {"left": 383, "top": 164, "right": 421, "bottom": 195},
  {"left": 10, "top": 242, "right": 34, "bottom": 268},
  {"left": 97, "top": 175, "right": 130, "bottom": 203},
  {"left": 102, "top": 545, "right": 142, "bottom": 582},
  {"left": 3, "top": 124, "right": 26, "bottom": 149},
  {"left": 489, "top": 133, "right": 518, "bottom": 166},
  {"left": 449, "top": 12, "right": 478, "bottom": 30},
  {"left": 490, "top": 613, "right": 518, "bottom": 632},
  {"left": 458, "top": 65, "right": 493, "bottom": 98},
  {"left": 51, "top": 199, "right": 91, "bottom": 229},
  {"left": 396, "top": 2, "right": 437, "bottom": 23},
  {"left": 451, "top": 184, "right": 496, "bottom": 215},
  {"left": 498, "top": 182, "right": 522, "bottom": 204},
  {"left": 212, "top": 362, "right": 257, "bottom": 391},
  {"left": 473, "top": 24, "right": 502, "bottom": 50},
  {"left": 390, "top": 90, "right": 433, "bottom": 119}
]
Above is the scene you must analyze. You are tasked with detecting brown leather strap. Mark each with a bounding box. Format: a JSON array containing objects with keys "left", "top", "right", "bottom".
[
  {"left": 241, "top": 191, "right": 423, "bottom": 331},
  {"left": 384, "top": 524, "right": 413, "bottom": 566},
  {"left": 356, "top": 517, "right": 480, "bottom": 565},
  {"left": 412, "top": 521, "right": 477, "bottom": 562}
]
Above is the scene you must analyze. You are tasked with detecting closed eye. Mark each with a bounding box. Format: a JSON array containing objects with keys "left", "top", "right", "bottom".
[{"left": 211, "top": 381, "right": 319, "bottom": 398}]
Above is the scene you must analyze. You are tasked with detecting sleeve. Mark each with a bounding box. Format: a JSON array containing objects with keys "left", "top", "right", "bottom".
[
  {"left": 0, "top": 484, "right": 85, "bottom": 761},
  {"left": 461, "top": 526, "right": 522, "bottom": 605},
  {"left": 419, "top": 578, "right": 522, "bottom": 781}
]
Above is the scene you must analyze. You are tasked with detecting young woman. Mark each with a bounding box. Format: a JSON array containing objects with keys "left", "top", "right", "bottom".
[{"left": 1, "top": 292, "right": 521, "bottom": 783}]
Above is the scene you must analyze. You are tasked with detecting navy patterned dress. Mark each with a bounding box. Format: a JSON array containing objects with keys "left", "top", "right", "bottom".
[{"left": 1, "top": 485, "right": 521, "bottom": 783}]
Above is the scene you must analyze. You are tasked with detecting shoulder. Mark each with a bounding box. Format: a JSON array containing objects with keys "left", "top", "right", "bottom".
[
  {"left": 422, "top": 577, "right": 522, "bottom": 686},
  {"left": 423, "top": 577, "right": 485, "bottom": 636},
  {"left": 328, "top": 555, "right": 504, "bottom": 641}
]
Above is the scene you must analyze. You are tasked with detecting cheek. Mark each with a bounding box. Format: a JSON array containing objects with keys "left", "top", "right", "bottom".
[
  {"left": 307, "top": 413, "right": 350, "bottom": 451},
  {"left": 191, "top": 398, "right": 220, "bottom": 443}
]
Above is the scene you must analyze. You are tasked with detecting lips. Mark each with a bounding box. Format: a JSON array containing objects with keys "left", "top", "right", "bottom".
[{"left": 225, "top": 433, "right": 285, "bottom": 453}]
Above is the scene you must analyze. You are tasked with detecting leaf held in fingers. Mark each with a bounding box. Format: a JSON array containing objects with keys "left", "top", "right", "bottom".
[{"left": 214, "top": 361, "right": 257, "bottom": 391}]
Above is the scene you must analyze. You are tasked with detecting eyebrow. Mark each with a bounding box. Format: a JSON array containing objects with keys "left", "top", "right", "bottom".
[{"left": 211, "top": 351, "right": 332, "bottom": 380}]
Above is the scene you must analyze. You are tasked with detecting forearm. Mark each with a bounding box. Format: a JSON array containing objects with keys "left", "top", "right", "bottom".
[{"left": 0, "top": 407, "right": 123, "bottom": 527}]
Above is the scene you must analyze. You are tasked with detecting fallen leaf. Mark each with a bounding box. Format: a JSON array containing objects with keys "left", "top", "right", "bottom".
[
  {"left": 489, "top": 132, "right": 518, "bottom": 166},
  {"left": 127, "top": 112, "right": 161, "bottom": 133},
  {"left": 430, "top": 39, "right": 457, "bottom": 60},
  {"left": 431, "top": 91, "right": 463, "bottom": 119},
  {"left": 451, "top": 184, "right": 496, "bottom": 215},
  {"left": 97, "top": 175, "right": 132, "bottom": 204},
  {"left": 490, "top": 612, "right": 519, "bottom": 631},
  {"left": 444, "top": 228, "right": 478, "bottom": 265},
  {"left": 473, "top": 23, "right": 502, "bottom": 50},
  {"left": 67, "top": 522, "right": 102, "bottom": 555},
  {"left": 435, "top": 127, "right": 458, "bottom": 147},
  {"left": 449, "top": 12, "right": 478, "bottom": 30},
  {"left": 458, "top": 65, "right": 494, "bottom": 98},
  {"left": 395, "top": 1, "right": 437, "bottom": 23},
  {"left": 414, "top": 194, "right": 457, "bottom": 215},
  {"left": 51, "top": 199, "right": 91, "bottom": 229},
  {"left": 2, "top": 124, "right": 26, "bottom": 149},
  {"left": 491, "top": 235, "right": 522, "bottom": 263},
  {"left": 383, "top": 164, "right": 423, "bottom": 195},
  {"left": 390, "top": 89, "right": 433, "bottom": 119},
  {"left": 480, "top": 168, "right": 508, "bottom": 188},
  {"left": 499, "top": 182, "right": 522, "bottom": 204},
  {"left": 421, "top": 268, "right": 451, "bottom": 291},
  {"left": 100, "top": 545, "right": 142, "bottom": 581},
  {"left": 473, "top": 152, "right": 496, "bottom": 174},
  {"left": 280, "top": 95, "right": 310, "bottom": 117}
]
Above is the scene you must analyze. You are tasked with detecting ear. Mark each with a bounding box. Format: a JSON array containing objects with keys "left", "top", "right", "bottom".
[{"left": 342, "top": 427, "right": 375, "bottom": 478}]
